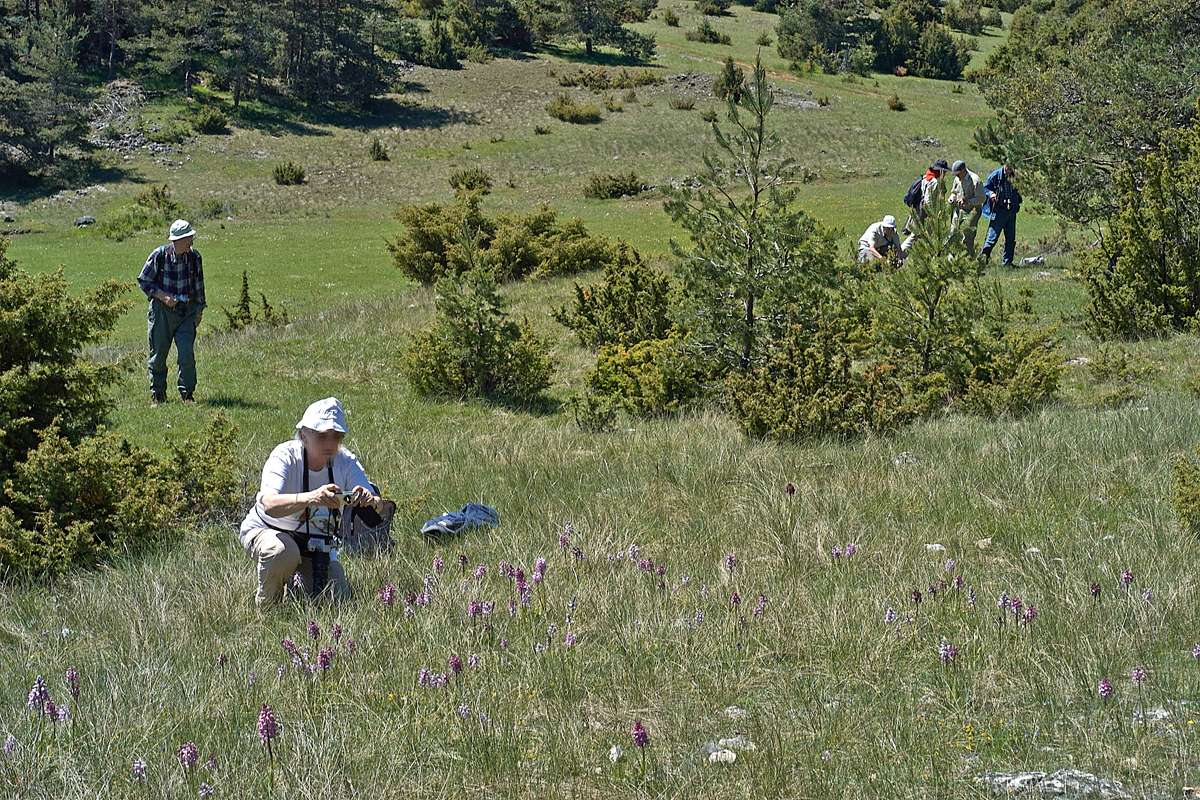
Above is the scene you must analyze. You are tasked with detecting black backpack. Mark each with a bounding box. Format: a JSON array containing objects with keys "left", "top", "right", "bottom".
[{"left": 903, "top": 175, "right": 924, "bottom": 209}]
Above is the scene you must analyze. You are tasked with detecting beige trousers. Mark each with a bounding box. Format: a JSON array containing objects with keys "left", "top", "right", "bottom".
[{"left": 244, "top": 528, "right": 351, "bottom": 608}]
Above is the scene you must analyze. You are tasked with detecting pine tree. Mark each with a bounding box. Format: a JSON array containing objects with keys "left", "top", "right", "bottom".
[
  {"left": 214, "top": 0, "right": 277, "bottom": 107},
  {"left": 123, "top": 0, "right": 221, "bottom": 94},
  {"left": 663, "top": 56, "right": 838, "bottom": 373},
  {"left": 559, "top": 0, "right": 654, "bottom": 59},
  {"left": 14, "top": 0, "right": 90, "bottom": 164},
  {"left": 713, "top": 55, "right": 745, "bottom": 102}
]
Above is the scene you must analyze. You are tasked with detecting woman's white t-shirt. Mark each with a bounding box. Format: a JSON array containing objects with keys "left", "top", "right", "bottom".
[{"left": 238, "top": 440, "right": 372, "bottom": 548}]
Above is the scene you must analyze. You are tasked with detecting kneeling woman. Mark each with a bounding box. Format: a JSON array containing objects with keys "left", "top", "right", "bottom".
[{"left": 239, "top": 397, "right": 383, "bottom": 607}]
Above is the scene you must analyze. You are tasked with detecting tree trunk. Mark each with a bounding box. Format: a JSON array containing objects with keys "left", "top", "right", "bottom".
[
  {"left": 585, "top": 36, "right": 593, "bottom": 55},
  {"left": 740, "top": 292, "right": 754, "bottom": 370}
]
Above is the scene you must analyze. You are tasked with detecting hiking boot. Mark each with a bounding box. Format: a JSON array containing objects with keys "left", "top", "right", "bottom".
[{"left": 180, "top": 394, "right": 195, "bottom": 404}]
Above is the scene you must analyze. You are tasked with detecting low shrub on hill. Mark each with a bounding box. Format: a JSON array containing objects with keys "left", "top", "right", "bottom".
[
  {"left": 583, "top": 172, "right": 644, "bottom": 199},
  {"left": 403, "top": 261, "right": 555, "bottom": 404},
  {"left": 272, "top": 161, "right": 306, "bottom": 185},
  {"left": 97, "top": 184, "right": 184, "bottom": 241},
  {"left": 686, "top": 19, "right": 731, "bottom": 44},
  {"left": 546, "top": 95, "right": 602, "bottom": 124},
  {"left": 554, "top": 247, "right": 675, "bottom": 349},
  {"left": 388, "top": 196, "right": 636, "bottom": 284},
  {"left": 193, "top": 106, "right": 229, "bottom": 134},
  {"left": 449, "top": 167, "right": 494, "bottom": 197}
]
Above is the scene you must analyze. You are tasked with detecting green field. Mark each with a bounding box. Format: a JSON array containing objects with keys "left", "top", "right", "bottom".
[{"left": 4, "top": 5, "right": 1200, "bottom": 799}]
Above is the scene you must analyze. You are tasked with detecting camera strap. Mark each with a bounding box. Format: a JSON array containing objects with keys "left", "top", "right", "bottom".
[{"left": 301, "top": 446, "right": 339, "bottom": 539}]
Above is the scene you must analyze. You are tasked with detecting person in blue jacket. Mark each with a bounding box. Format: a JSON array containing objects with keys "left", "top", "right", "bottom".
[{"left": 980, "top": 164, "right": 1022, "bottom": 267}]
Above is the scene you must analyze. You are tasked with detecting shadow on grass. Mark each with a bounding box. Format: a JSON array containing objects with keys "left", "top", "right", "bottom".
[
  {"left": 537, "top": 43, "right": 658, "bottom": 69},
  {"left": 202, "top": 394, "right": 277, "bottom": 411},
  {"left": 0, "top": 158, "right": 143, "bottom": 205},
  {"left": 217, "top": 89, "right": 480, "bottom": 136}
]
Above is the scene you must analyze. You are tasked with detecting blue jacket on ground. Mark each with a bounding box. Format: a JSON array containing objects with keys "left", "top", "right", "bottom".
[{"left": 982, "top": 167, "right": 1022, "bottom": 219}]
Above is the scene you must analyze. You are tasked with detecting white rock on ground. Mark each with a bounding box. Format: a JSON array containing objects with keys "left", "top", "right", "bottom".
[{"left": 976, "top": 769, "right": 1131, "bottom": 799}]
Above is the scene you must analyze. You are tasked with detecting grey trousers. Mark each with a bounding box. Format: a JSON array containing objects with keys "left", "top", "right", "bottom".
[{"left": 147, "top": 300, "right": 200, "bottom": 398}]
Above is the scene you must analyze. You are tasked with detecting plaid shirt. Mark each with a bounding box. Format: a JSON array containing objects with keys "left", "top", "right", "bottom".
[{"left": 137, "top": 244, "right": 206, "bottom": 307}]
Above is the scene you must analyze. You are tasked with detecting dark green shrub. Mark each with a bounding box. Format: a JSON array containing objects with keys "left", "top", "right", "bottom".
[
  {"left": 387, "top": 196, "right": 492, "bottom": 284},
  {"left": 982, "top": 7, "right": 1003, "bottom": 28},
  {"left": 755, "top": 31, "right": 773, "bottom": 46},
  {"left": 714, "top": 55, "right": 746, "bottom": 101},
  {"left": 725, "top": 319, "right": 914, "bottom": 441},
  {"left": 449, "top": 166, "right": 494, "bottom": 197},
  {"left": 402, "top": 264, "right": 555, "bottom": 404},
  {"left": 847, "top": 41, "right": 876, "bottom": 75},
  {"left": 912, "top": 24, "right": 971, "bottom": 80},
  {"left": 568, "top": 392, "right": 619, "bottom": 432},
  {"left": 587, "top": 334, "right": 706, "bottom": 416},
  {"left": 1077, "top": 127, "right": 1200, "bottom": 338},
  {"left": 193, "top": 106, "right": 229, "bottom": 134},
  {"left": 664, "top": 8, "right": 680, "bottom": 25},
  {"left": 222, "top": 271, "right": 290, "bottom": 332},
  {"left": 870, "top": 196, "right": 1062, "bottom": 415},
  {"left": 959, "top": 325, "right": 1063, "bottom": 417},
  {"left": 272, "top": 161, "right": 305, "bottom": 185},
  {"left": 534, "top": 124, "right": 552, "bottom": 135},
  {"left": 776, "top": 0, "right": 877, "bottom": 66},
  {"left": 887, "top": 94, "right": 906, "bottom": 111},
  {"left": 388, "top": 197, "right": 629, "bottom": 284},
  {"left": 0, "top": 426, "right": 181, "bottom": 578},
  {"left": 945, "top": 1, "right": 985, "bottom": 34},
  {"left": 421, "top": 16, "right": 460, "bottom": 68},
  {"left": 554, "top": 246, "right": 675, "bottom": 348},
  {"left": 558, "top": 67, "right": 661, "bottom": 92},
  {"left": 546, "top": 94, "right": 603, "bottom": 124},
  {"left": 874, "top": 1, "right": 919, "bottom": 72},
  {"left": 700, "top": 108, "right": 718, "bottom": 122},
  {"left": 583, "top": 172, "right": 644, "bottom": 199},
  {"left": 369, "top": 138, "right": 389, "bottom": 161},
  {"left": 0, "top": 237, "right": 127, "bottom": 477},
  {"left": 698, "top": 0, "right": 731, "bottom": 14},
  {"left": 686, "top": 19, "right": 732, "bottom": 43}
]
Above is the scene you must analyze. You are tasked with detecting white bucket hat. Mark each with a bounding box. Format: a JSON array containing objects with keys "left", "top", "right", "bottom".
[
  {"left": 882, "top": 214, "right": 897, "bottom": 229},
  {"left": 168, "top": 219, "right": 196, "bottom": 241},
  {"left": 296, "top": 397, "right": 348, "bottom": 434}
]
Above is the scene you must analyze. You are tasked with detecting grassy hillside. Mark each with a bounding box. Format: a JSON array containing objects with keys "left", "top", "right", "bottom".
[{"left": 3, "top": 5, "right": 1200, "bottom": 799}]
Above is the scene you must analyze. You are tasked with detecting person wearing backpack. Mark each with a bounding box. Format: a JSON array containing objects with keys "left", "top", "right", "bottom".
[
  {"left": 137, "top": 219, "right": 206, "bottom": 405},
  {"left": 902, "top": 159, "right": 949, "bottom": 251},
  {"left": 980, "top": 164, "right": 1022, "bottom": 267}
]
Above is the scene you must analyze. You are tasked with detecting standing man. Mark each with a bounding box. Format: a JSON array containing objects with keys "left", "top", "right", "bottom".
[
  {"left": 948, "top": 160, "right": 985, "bottom": 256},
  {"left": 858, "top": 215, "right": 903, "bottom": 263},
  {"left": 980, "top": 164, "right": 1022, "bottom": 268},
  {"left": 137, "top": 219, "right": 206, "bottom": 405},
  {"left": 902, "top": 158, "right": 949, "bottom": 252}
]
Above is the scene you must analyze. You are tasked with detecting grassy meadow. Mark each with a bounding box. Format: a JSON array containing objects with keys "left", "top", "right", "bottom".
[{"left": 4, "top": 3, "right": 1200, "bottom": 798}]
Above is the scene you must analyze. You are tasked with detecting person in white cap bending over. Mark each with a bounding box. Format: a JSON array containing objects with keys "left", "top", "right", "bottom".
[
  {"left": 137, "top": 218, "right": 206, "bottom": 405},
  {"left": 857, "top": 215, "right": 903, "bottom": 263},
  {"left": 238, "top": 397, "right": 384, "bottom": 608}
]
